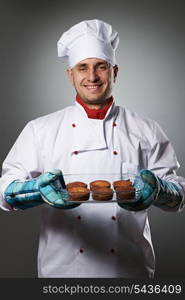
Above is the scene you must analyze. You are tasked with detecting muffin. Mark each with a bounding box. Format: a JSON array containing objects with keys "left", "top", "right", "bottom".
[
  {"left": 92, "top": 187, "right": 113, "bottom": 201},
  {"left": 66, "top": 181, "right": 87, "bottom": 189},
  {"left": 90, "top": 180, "right": 111, "bottom": 191},
  {"left": 115, "top": 185, "right": 135, "bottom": 201},
  {"left": 113, "top": 179, "right": 132, "bottom": 190},
  {"left": 68, "top": 186, "right": 90, "bottom": 201}
]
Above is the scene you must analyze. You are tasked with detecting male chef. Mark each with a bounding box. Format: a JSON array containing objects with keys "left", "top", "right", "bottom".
[{"left": 0, "top": 19, "right": 184, "bottom": 278}]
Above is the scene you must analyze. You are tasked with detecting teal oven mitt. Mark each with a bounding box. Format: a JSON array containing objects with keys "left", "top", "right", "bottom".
[
  {"left": 4, "top": 169, "right": 80, "bottom": 210},
  {"left": 118, "top": 169, "right": 184, "bottom": 211}
]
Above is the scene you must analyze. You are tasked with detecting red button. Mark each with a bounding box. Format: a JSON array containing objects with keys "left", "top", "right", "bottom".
[
  {"left": 77, "top": 216, "right": 81, "bottom": 220},
  {"left": 72, "top": 123, "right": 76, "bottom": 127},
  {"left": 113, "top": 122, "right": 117, "bottom": 127},
  {"left": 74, "top": 151, "right": 79, "bottom": 155},
  {"left": 79, "top": 248, "right": 84, "bottom": 253},
  {"left": 113, "top": 151, "right": 118, "bottom": 155},
  {"left": 112, "top": 216, "right": 116, "bottom": 221}
]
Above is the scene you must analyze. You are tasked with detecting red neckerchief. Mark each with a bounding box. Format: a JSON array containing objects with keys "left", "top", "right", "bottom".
[{"left": 76, "top": 94, "right": 113, "bottom": 119}]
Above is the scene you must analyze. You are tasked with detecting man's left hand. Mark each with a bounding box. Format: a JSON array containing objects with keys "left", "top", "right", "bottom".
[{"left": 117, "top": 169, "right": 158, "bottom": 211}]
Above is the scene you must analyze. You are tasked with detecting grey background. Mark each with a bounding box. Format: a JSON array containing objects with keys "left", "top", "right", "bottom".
[{"left": 0, "top": 0, "right": 185, "bottom": 277}]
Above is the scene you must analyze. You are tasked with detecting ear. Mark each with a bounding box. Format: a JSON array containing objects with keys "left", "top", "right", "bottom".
[
  {"left": 67, "top": 68, "right": 74, "bottom": 85},
  {"left": 113, "top": 65, "right": 119, "bottom": 83}
]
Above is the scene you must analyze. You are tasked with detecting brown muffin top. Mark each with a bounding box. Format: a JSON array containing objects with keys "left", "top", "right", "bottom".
[
  {"left": 113, "top": 180, "right": 132, "bottom": 189},
  {"left": 90, "top": 180, "right": 111, "bottom": 190},
  {"left": 66, "top": 181, "right": 87, "bottom": 189},
  {"left": 68, "top": 186, "right": 90, "bottom": 193}
]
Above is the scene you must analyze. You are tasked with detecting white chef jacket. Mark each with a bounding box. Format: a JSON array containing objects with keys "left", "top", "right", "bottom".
[{"left": 0, "top": 101, "right": 184, "bottom": 278}]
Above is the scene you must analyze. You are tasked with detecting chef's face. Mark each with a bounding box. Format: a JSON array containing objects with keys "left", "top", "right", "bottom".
[{"left": 67, "top": 58, "right": 118, "bottom": 106}]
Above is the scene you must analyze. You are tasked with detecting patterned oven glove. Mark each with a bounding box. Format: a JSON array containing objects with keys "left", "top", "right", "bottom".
[
  {"left": 118, "top": 169, "right": 184, "bottom": 211},
  {"left": 4, "top": 169, "right": 80, "bottom": 210}
]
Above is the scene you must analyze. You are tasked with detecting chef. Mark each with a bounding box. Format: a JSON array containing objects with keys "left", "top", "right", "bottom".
[{"left": 0, "top": 19, "right": 184, "bottom": 278}]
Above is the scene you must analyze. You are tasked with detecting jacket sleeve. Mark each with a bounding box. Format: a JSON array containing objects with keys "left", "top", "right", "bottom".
[
  {"left": 147, "top": 121, "right": 185, "bottom": 212},
  {"left": 0, "top": 121, "right": 43, "bottom": 211}
]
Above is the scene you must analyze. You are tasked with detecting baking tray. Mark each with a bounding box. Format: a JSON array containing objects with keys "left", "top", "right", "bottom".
[{"left": 62, "top": 173, "right": 143, "bottom": 204}]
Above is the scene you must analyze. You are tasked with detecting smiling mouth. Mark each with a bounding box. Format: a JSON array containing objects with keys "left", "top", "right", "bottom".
[{"left": 84, "top": 84, "right": 103, "bottom": 90}]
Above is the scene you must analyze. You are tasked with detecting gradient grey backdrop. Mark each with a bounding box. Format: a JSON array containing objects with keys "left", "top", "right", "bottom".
[{"left": 0, "top": 0, "right": 185, "bottom": 277}]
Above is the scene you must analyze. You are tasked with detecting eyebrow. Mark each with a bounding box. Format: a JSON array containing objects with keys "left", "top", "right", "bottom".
[
  {"left": 77, "top": 63, "right": 87, "bottom": 67},
  {"left": 76, "top": 62, "right": 109, "bottom": 68}
]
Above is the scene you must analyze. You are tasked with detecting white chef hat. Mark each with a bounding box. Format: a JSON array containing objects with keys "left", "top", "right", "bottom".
[{"left": 57, "top": 19, "right": 119, "bottom": 68}]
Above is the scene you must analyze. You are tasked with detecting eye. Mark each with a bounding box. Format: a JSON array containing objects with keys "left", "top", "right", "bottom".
[
  {"left": 97, "top": 63, "right": 109, "bottom": 70},
  {"left": 78, "top": 65, "right": 87, "bottom": 72}
]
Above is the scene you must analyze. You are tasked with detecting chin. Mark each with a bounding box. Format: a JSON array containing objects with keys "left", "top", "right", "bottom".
[
  {"left": 85, "top": 98, "right": 106, "bottom": 105},
  {"left": 84, "top": 93, "right": 110, "bottom": 103}
]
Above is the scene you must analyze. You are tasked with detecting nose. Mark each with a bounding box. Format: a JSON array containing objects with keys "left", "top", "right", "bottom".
[{"left": 87, "top": 68, "right": 100, "bottom": 82}]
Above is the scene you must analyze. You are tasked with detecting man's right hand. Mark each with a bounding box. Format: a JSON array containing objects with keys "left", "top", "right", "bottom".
[
  {"left": 4, "top": 169, "right": 80, "bottom": 210},
  {"left": 38, "top": 170, "right": 80, "bottom": 209}
]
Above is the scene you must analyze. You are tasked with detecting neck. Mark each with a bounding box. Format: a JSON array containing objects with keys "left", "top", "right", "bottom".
[
  {"left": 76, "top": 95, "right": 113, "bottom": 110},
  {"left": 85, "top": 102, "right": 107, "bottom": 110},
  {"left": 76, "top": 94, "right": 114, "bottom": 119}
]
